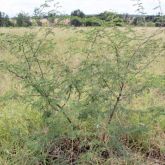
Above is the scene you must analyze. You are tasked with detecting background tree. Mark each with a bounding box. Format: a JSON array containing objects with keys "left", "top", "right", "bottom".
[
  {"left": 70, "top": 9, "right": 85, "bottom": 27},
  {"left": 0, "top": 11, "right": 12, "bottom": 27},
  {"left": 71, "top": 9, "right": 85, "bottom": 18},
  {"left": 16, "top": 12, "right": 32, "bottom": 27}
]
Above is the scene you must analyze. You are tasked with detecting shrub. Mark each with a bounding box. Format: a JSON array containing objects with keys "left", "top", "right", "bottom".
[
  {"left": 70, "top": 17, "right": 83, "bottom": 26},
  {"left": 98, "top": 11, "right": 124, "bottom": 26},
  {"left": 84, "top": 17, "right": 101, "bottom": 26}
]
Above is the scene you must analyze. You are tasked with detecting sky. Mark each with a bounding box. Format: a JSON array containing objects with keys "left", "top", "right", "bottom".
[{"left": 0, "top": 0, "right": 164, "bottom": 17}]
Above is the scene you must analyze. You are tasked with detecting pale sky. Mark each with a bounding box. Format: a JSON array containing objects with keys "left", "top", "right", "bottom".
[{"left": 0, "top": 0, "right": 164, "bottom": 17}]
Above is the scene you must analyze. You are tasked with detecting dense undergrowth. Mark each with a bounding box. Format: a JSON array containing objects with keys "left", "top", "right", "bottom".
[{"left": 0, "top": 26, "right": 165, "bottom": 165}]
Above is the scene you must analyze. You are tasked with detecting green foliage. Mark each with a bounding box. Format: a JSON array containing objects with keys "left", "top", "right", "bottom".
[
  {"left": 99, "top": 11, "right": 116, "bottom": 21},
  {"left": 99, "top": 11, "right": 124, "bottom": 26},
  {"left": 154, "top": 15, "right": 165, "bottom": 27},
  {"left": 0, "top": 11, "right": 12, "bottom": 27},
  {"left": 70, "top": 17, "right": 83, "bottom": 27},
  {"left": 83, "top": 17, "right": 102, "bottom": 26},
  {"left": 71, "top": 17, "right": 102, "bottom": 27},
  {"left": 70, "top": 11, "right": 124, "bottom": 27},
  {"left": 71, "top": 9, "right": 85, "bottom": 18},
  {"left": 47, "top": 13, "right": 56, "bottom": 24},
  {"left": 16, "top": 12, "right": 32, "bottom": 27},
  {"left": 0, "top": 18, "right": 164, "bottom": 164}
]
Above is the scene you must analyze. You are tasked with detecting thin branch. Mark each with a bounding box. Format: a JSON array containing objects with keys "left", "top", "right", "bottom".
[{"left": 108, "top": 82, "right": 124, "bottom": 124}]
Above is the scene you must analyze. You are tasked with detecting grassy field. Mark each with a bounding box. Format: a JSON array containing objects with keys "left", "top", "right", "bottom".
[{"left": 0, "top": 27, "right": 165, "bottom": 165}]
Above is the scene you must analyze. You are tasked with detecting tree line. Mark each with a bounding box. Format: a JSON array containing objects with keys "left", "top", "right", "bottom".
[{"left": 0, "top": 9, "right": 165, "bottom": 27}]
